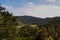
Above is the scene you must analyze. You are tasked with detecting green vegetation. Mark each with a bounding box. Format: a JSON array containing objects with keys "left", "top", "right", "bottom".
[
  {"left": 0, "top": 6, "right": 60, "bottom": 40},
  {"left": 0, "top": 6, "right": 18, "bottom": 40}
]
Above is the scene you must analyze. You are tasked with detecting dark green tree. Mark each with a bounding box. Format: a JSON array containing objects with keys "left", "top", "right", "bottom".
[
  {"left": 0, "top": 6, "right": 18, "bottom": 40},
  {"left": 18, "top": 24, "right": 37, "bottom": 37}
]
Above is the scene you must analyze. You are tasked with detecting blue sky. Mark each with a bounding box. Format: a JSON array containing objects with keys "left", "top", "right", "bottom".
[
  {"left": 0, "top": 0, "right": 44, "bottom": 7},
  {"left": 1, "top": 0, "right": 60, "bottom": 7},
  {"left": 0, "top": 0, "right": 60, "bottom": 18}
]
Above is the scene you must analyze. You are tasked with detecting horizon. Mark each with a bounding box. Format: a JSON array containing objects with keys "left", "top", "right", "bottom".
[
  {"left": 0, "top": 0, "right": 60, "bottom": 18},
  {"left": 15, "top": 15, "right": 60, "bottom": 18}
]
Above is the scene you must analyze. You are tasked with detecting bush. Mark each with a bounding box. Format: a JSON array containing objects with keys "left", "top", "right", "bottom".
[{"left": 15, "top": 37, "right": 35, "bottom": 40}]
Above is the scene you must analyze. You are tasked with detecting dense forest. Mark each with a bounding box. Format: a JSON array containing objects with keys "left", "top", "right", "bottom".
[{"left": 0, "top": 6, "right": 60, "bottom": 40}]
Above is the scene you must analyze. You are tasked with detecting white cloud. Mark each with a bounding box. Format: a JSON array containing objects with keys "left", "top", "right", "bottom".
[
  {"left": 23, "top": 5, "right": 60, "bottom": 18},
  {"left": 28, "top": 2, "right": 34, "bottom": 6},
  {"left": 48, "top": 0, "right": 56, "bottom": 2},
  {"left": 2, "top": 3, "right": 60, "bottom": 18}
]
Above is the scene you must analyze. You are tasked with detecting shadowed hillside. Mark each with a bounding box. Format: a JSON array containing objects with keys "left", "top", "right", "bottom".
[
  {"left": 17, "top": 16, "right": 44, "bottom": 24},
  {"left": 17, "top": 16, "right": 60, "bottom": 24}
]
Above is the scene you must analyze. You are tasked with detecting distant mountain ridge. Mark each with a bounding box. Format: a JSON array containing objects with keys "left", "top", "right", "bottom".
[
  {"left": 17, "top": 16, "right": 60, "bottom": 24},
  {"left": 17, "top": 16, "right": 44, "bottom": 24}
]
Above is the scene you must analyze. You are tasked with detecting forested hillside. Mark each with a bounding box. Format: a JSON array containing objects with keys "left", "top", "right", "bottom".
[{"left": 17, "top": 16, "right": 60, "bottom": 40}]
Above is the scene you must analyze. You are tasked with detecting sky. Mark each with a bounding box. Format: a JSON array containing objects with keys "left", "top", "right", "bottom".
[{"left": 0, "top": 0, "right": 60, "bottom": 18}]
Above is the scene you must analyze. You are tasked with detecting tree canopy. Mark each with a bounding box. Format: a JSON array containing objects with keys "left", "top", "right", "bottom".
[{"left": 0, "top": 6, "right": 18, "bottom": 40}]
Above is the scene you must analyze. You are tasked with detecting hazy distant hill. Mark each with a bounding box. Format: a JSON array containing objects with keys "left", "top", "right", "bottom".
[
  {"left": 17, "top": 16, "right": 60, "bottom": 24},
  {"left": 17, "top": 16, "right": 45, "bottom": 24}
]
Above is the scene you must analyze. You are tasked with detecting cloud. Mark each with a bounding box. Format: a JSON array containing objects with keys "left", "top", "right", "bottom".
[
  {"left": 23, "top": 5, "right": 60, "bottom": 18},
  {"left": 14, "top": 5, "right": 60, "bottom": 18},
  {"left": 57, "top": 0, "right": 60, "bottom": 3},
  {"left": 28, "top": 2, "right": 34, "bottom": 6},
  {"left": 48, "top": 0, "right": 55, "bottom": 2},
  {"left": 2, "top": 2, "right": 60, "bottom": 18}
]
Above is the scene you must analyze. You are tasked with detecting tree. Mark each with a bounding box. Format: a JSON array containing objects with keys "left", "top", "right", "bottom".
[
  {"left": 0, "top": 6, "right": 18, "bottom": 40},
  {"left": 18, "top": 24, "right": 37, "bottom": 37}
]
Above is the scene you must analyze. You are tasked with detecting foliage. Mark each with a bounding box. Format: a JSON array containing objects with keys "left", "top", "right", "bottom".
[
  {"left": 15, "top": 37, "right": 35, "bottom": 40},
  {"left": 0, "top": 6, "right": 18, "bottom": 40},
  {"left": 18, "top": 24, "right": 37, "bottom": 37}
]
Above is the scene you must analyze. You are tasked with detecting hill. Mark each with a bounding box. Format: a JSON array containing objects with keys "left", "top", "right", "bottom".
[
  {"left": 17, "top": 16, "right": 60, "bottom": 24},
  {"left": 17, "top": 16, "right": 45, "bottom": 24}
]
